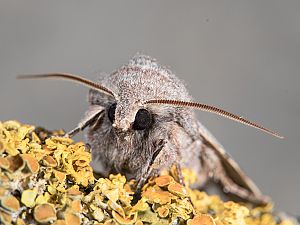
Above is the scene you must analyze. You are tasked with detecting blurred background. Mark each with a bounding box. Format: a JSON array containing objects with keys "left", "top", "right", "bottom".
[{"left": 0, "top": 1, "right": 299, "bottom": 215}]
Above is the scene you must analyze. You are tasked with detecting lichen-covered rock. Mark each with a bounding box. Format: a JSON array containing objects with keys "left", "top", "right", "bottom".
[{"left": 0, "top": 121, "right": 297, "bottom": 225}]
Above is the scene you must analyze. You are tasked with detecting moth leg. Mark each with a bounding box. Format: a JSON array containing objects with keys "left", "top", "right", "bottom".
[
  {"left": 170, "top": 128, "right": 185, "bottom": 186},
  {"left": 132, "top": 166, "right": 154, "bottom": 204},
  {"left": 197, "top": 163, "right": 210, "bottom": 188},
  {"left": 175, "top": 162, "right": 185, "bottom": 185},
  {"left": 174, "top": 161, "right": 196, "bottom": 213},
  {"left": 65, "top": 105, "right": 104, "bottom": 138},
  {"left": 132, "top": 140, "right": 167, "bottom": 204}
]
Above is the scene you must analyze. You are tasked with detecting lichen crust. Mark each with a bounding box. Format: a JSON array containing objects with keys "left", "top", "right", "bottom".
[{"left": 0, "top": 121, "right": 296, "bottom": 225}]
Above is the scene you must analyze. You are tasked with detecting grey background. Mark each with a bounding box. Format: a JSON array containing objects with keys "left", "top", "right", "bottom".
[{"left": 0, "top": 1, "right": 299, "bottom": 215}]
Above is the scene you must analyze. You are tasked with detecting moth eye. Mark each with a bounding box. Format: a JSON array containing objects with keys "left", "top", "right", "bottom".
[
  {"left": 108, "top": 103, "right": 117, "bottom": 123},
  {"left": 133, "top": 109, "right": 153, "bottom": 130}
]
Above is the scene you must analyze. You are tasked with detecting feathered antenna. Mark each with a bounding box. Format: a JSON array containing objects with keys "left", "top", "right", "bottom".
[
  {"left": 145, "top": 99, "right": 283, "bottom": 139},
  {"left": 17, "top": 73, "right": 115, "bottom": 98}
]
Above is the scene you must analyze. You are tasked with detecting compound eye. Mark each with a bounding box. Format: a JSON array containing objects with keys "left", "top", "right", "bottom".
[
  {"left": 132, "top": 109, "right": 153, "bottom": 130},
  {"left": 108, "top": 103, "right": 117, "bottom": 123}
]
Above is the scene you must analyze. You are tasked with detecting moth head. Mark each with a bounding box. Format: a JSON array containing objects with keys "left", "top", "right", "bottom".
[{"left": 106, "top": 101, "right": 153, "bottom": 132}]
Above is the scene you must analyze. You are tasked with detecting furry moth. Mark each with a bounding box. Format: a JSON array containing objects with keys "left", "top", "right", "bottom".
[{"left": 18, "top": 54, "right": 283, "bottom": 204}]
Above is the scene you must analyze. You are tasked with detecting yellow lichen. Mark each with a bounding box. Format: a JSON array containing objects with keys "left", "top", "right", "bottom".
[
  {"left": 16, "top": 218, "right": 26, "bottom": 225},
  {"left": 21, "top": 189, "right": 38, "bottom": 207},
  {"left": 0, "top": 121, "right": 297, "bottom": 225}
]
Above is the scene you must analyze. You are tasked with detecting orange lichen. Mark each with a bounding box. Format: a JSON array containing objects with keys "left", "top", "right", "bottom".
[
  {"left": 53, "top": 220, "right": 67, "bottom": 225},
  {"left": 155, "top": 175, "right": 174, "bottom": 187},
  {"left": 22, "top": 153, "right": 40, "bottom": 173},
  {"left": 112, "top": 211, "right": 138, "bottom": 225},
  {"left": 1, "top": 195, "right": 20, "bottom": 212},
  {"left": 54, "top": 170, "right": 67, "bottom": 182},
  {"left": 0, "top": 157, "right": 9, "bottom": 169},
  {"left": 0, "top": 187, "right": 6, "bottom": 197},
  {"left": 0, "top": 121, "right": 297, "bottom": 225},
  {"left": 70, "top": 200, "right": 82, "bottom": 213},
  {"left": 157, "top": 206, "right": 170, "bottom": 218},
  {"left": 0, "top": 211, "right": 12, "bottom": 225},
  {"left": 187, "top": 215, "right": 216, "bottom": 225},
  {"left": 33, "top": 203, "right": 57, "bottom": 223},
  {"left": 65, "top": 212, "right": 81, "bottom": 225},
  {"left": 142, "top": 187, "right": 175, "bottom": 205},
  {"left": 168, "top": 182, "right": 188, "bottom": 198},
  {"left": 67, "top": 185, "right": 82, "bottom": 197},
  {"left": 43, "top": 155, "right": 58, "bottom": 167},
  {"left": 135, "top": 220, "right": 144, "bottom": 225}
]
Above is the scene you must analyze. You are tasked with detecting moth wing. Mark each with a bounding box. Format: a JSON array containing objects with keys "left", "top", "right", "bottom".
[{"left": 197, "top": 122, "right": 264, "bottom": 199}]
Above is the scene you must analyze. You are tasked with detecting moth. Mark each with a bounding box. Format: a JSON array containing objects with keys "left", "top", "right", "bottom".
[{"left": 19, "top": 54, "right": 283, "bottom": 205}]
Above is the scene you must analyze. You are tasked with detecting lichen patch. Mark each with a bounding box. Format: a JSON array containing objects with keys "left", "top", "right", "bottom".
[{"left": 0, "top": 121, "right": 297, "bottom": 225}]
